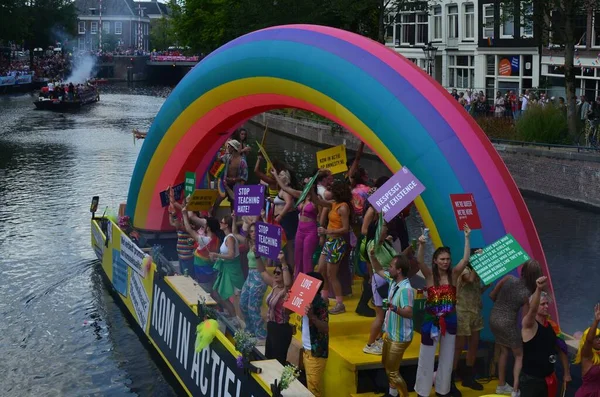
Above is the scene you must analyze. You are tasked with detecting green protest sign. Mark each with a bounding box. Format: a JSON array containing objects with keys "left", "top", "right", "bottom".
[
  {"left": 469, "top": 234, "right": 530, "bottom": 285},
  {"left": 295, "top": 171, "right": 319, "bottom": 208},
  {"left": 184, "top": 172, "right": 196, "bottom": 197}
]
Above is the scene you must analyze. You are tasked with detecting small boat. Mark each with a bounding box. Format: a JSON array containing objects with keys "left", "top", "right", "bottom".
[
  {"left": 132, "top": 128, "right": 147, "bottom": 140},
  {"left": 89, "top": 78, "right": 109, "bottom": 85},
  {"left": 34, "top": 85, "right": 99, "bottom": 111}
]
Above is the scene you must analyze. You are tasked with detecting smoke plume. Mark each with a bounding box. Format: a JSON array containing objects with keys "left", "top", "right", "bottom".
[{"left": 65, "top": 54, "right": 97, "bottom": 84}]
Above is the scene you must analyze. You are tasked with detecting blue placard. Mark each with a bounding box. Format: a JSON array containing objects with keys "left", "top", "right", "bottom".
[
  {"left": 112, "top": 249, "right": 128, "bottom": 297},
  {"left": 159, "top": 182, "right": 185, "bottom": 207},
  {"left": 510, "top": 56, "right": 519, "bottom": 72}
]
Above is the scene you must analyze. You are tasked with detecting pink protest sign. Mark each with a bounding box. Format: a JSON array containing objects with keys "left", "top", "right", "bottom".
[
  {"left": 367, "top": 167, "right": 425, "bottom": 222},
  {"left": 283, "top": 273, "right": 323, "bottom": 316}
]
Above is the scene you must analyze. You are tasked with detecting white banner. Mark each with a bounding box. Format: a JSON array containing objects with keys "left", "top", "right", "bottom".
[
  {"left": 151, "top": 55, "right": 199, "bottom": 62},
  {"left": 0, "top": 74, "right": 33, "bottom": 86},
  {"left": 130, "top": 272, "right": 150, "bottom": 332},
  {"left": 120, "top": 234, "right": 145, "bottom": 276},
  {"left": 92, "top": 225, "right": 105, "bottom": 259},
  {"left": 0, "top": 76, "right": 16, "bottom": 86}
]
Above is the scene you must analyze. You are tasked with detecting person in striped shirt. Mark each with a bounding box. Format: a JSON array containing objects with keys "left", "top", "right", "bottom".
[{"left": 369, "top": 247, "right": 414, "bottom": 397}]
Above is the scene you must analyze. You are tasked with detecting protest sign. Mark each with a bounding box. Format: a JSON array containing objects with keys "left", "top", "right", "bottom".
[
  {"left": 367, "top": 167, "right": 425, "bottom": 222},
  {"left": 470, "top": 234, "right": 530, "bottom": 285},
  {"left": 283, "top": 273, "right": 323, "bottom": 316},
  {"left": 316, "top": 145, "right": 348, "bottom": 175},
  {"left": 184, "top": 172, "right": 196, "bottom": 197},
  {"left": 186, "top": 189, "right": 218, "bottom": 211},
  {"left": 256, "top": 141, "right": 274, "bottom": 170},
  {"left": 255, "top": 222, "right": 282, "bottom": 261},
  {"left": 295, "top": 171, "right": 319, "bottom": 208},
  {"left": 234, "top": 185, "right": 265, "bottom": 216},
  {"left": 159, "top": 183, "right": 184, "bottom": 207},
  {"left": 450, "top": 193, "right": 482, "bottom": 230}
]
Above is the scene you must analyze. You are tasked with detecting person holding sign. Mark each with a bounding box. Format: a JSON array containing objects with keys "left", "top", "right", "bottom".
[
  {"left": 209, "top": 216, "right": 245, "bottom": 320},
  {"left": 269, "top": 168, "right": 299, "bottom": 266},
  {"left": 414, "top": 224, "right": 471, "bottom": 397},
  {"left": 212, "top": 139, "right": 248, "bottom": 214},
  {"left": 519, "top": 277, "right": 571, "bottom": 397},
  {"left": 368, "top": 248, "right": 414, "bottom": 397},
  {"left": 254, "top": 156, "right": 288, "bottom": 199},
  {"left": 237, "top": 220, "right": 268, "bottom": 342},
  {"left": 489, "top": 260, "right": 543, "bottom": 396},
  {"left": 168, "top": 186, "right": 195, "bottom": 275},
  {"left": 314, "top": 181, "right": 353, "bottom": 315},
  {"left": 271, "top": 169, "right": 320, "bottom": 278},
  {"left": 574, "top": 304, "right": 600, "bottom": 397},
  {"left": 257, "top": 251, "right": 293, "bottom": 365}
]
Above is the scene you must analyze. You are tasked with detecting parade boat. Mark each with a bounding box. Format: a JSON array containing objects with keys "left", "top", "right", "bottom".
[
  {"left": 34, "top": 84, "right": 99, "bottom": 111},
  {"left": 90, "top": 25, "right": 581, "bottom": 396}
]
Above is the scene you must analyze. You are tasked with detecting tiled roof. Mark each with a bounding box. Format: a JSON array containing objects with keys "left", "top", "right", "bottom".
[
  {"left": 75, "top": 0, "right": 135, "bottom": 16},
  {"left": 133, "top": 1, "right": 170, "bottom": 16}
]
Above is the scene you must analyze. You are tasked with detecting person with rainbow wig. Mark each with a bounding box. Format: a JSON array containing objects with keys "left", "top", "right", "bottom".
[{"left": 574, "top": 303, "right": 600, "bottom": 396}]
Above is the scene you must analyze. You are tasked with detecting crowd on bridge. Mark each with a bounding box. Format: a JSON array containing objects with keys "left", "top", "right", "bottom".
[
  {"left": 0, "top": 52, "right": 69, "bottom": 81},
  {"left": 161, "top": 129, "right": 600, "bottom": 397}
]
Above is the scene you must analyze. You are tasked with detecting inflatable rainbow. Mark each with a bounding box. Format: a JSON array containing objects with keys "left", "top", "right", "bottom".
[{"left": 125, "top": 25, "right": 557, "bottom": 325}]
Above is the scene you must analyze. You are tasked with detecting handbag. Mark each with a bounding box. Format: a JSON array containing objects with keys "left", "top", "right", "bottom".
[{"left": 374, "top": 241, "right": 396, "bottom": 298}]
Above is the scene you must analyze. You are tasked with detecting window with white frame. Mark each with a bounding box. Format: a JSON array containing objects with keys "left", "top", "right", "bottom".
[
  {"left": 90, "top": 21, "right": 98, "bottom": 34},
  {"left": 521, "top": 3, "right": 533, "bottom": 37},
  {"left": 400, "top": 13, "right": 416, "bottom": 45},
  {"left": 447, "top": 5, "right": 459, "bottom": 39},
  {"left": 594, "top": 13, "right": 600, "bottom": 47},
  {"left": 78, "top": 21, "right": 85, "bottom": 34},
  {"left": 483, "top": 4, "right": 494, "bottom": 38},
  {"left": 78, "top": 37, "right": 85, "bottom": 50},
  {"left": 115, "top": 21, "right": 122, "bottom": 35},
  {"left": 103, "top": 21, "right": 110, "bottom": 34},
  {"left": 433, "top": 6, "right": 442, "bottom": 40},
  {"left": 500, "top": 6, "right": 514, "bottom": 38},
  {"left": 385, "top": 13, "right": 395, "bottom": 44},
  {"left": 416, "top": 13, "right": 428, "bottom": 44},
  {"left": 448, "top": 55, "right": 475, "bottom": 89},
  {"left": 464, "top": 3, "right": 474, "bottom": 40}
]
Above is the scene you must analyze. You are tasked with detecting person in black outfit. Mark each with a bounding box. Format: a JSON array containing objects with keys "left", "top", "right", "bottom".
[{"left": 519, "top": 276, "right": 571, "bottom": 397}]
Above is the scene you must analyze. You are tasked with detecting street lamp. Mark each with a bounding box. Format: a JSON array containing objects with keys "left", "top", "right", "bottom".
[{"left": 422, "top": 42, "right": 438, "bottom": 77}]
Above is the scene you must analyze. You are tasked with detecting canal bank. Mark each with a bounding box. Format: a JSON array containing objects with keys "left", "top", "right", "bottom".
[{"left": 250, "top": 113, "right": 600, "bottom": 209}]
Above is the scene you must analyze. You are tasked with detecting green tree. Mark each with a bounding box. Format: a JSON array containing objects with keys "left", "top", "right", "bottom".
[
  {"left": 102, "top": 33, "right": 119, "bottom": 52},
  {"left": 150, "top": 17, "right": 177, "bottom": 51},
  {"left": 502, "top": 0, "right": 600, "bottom": 142}
]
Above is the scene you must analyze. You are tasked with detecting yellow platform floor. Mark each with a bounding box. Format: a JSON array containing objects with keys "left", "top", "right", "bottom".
[{"left": 351, "top": 380, "right": 500, "bottom": 396}]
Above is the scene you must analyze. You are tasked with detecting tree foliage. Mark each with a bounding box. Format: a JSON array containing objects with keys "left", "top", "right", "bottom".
[{"left": 150, "top": 17, "right": 177, "bottom": 51}]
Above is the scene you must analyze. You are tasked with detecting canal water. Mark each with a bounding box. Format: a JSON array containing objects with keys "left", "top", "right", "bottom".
[{"left": 0, "top": 86, "right": 598, "bottom": 395}]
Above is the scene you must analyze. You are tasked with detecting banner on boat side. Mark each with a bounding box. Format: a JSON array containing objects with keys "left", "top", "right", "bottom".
[
  {"left": 450, "top": 193, "right": 482, "bottom": 230},
  {"left": 130, "top": 271, "right": 150, "bottom": 331},
  {"left": 120, "top": 234, "right": 146, "bottom": 277},
  {"left": 234, "top": 185, "right": 265, "bottom": 216},
  {"left": 367, "top": 167, "right": 425, "bottom": 222},
  {"left": 185, "top": 172, "right": 197, "bottom": 197},
  {"left": 92, "top": 222, "right": 105, "bottom": 260},
  {"left": 149, "top": 277, "right": 269, "bottom": 396},
  {"left": 112, "top": 249, "right": 128, "bottom": 297},
  {"left": 256, "top": 222, "right": 282, "bottom": 261},
  {"left": 160, "top": 183, "right": 185, "bottom": 207},
  {"left": 187, "top": 189, "right": 219, "bottom": 211},
  {"left": 469, "top": 234, "right": 530, "bottom": 285},
  {"left": 316, "top": 144, "right": 348, "bottom": 175},
  {"left": 284, "top": 273, "right": 323, "bottom": 316}
]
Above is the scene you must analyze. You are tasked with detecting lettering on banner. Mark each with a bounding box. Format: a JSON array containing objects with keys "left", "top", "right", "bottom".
[
  {"left": 470, "top": 234, "right": 530, "bottom": 285},
  {"left": 92, "top": 225, "right": 105, "bottom": 259},
  {"left": 130, "top": 272, "right": 150, "bottom": 331},
  {"left": 367, "top": 167, "right": 425, "bottom": 222},
  {"left": 315, "top": 145, "right": 348, "bottom": 175},
  {"left": 120, "top": 234, "right": 145, "bottom": 276},
  {"left": 283, "top": 272, "right": 323, "bottom": 315},
  {"left": 149, "top": 277, "right": 269, "bottom": 396}
]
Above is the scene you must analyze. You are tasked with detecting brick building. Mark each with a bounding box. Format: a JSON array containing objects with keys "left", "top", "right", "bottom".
[{"left": 75, "top": 0, "right": 168, "bottom": 52}]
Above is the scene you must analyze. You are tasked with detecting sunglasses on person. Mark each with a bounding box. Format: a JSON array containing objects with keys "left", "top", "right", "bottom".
[{"left": 273, "top": 270, "right": 282, "bottom": 276}]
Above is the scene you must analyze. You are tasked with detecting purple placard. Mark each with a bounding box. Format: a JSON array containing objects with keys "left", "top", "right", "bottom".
[
  {"left": 367, "top": 166, "right": 425, "bottom": 222},
  {"left": 234, "top": 185, "right": 265, "bottom": 216},
  {"left": 256, "top": 222, "right": 282, "bottom": 261}
]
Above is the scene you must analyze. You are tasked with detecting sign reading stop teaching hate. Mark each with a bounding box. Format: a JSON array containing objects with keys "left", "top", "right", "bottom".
[
  {"left": 255, "top": 222, "right": 282, "bottom": 261},
  {"left": 234, "top": 185, "right": 265, "bottom": 216},
  {"left": 367, "top": 167, "right": 425, "bottom": 222}
]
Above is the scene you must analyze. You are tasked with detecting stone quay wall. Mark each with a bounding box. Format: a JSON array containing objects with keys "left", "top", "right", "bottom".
[{"left": 250, "top": 113, "right": 600, "bottom": 208}]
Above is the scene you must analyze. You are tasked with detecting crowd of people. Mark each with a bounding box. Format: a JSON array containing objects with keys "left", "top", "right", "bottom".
[
  {"left": 163, "top": 128, "right": 599, "bottom": 397},
  {"left": 449, "top": 88, "right": 568, "bottom": 120},
  {"left": 0, "top": 53, "right": 69, "bottom": 81}
]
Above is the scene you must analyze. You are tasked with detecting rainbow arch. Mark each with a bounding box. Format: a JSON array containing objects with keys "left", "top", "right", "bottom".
[{"left": 125, "top": 24, "right": 557, "bottom": 324}]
